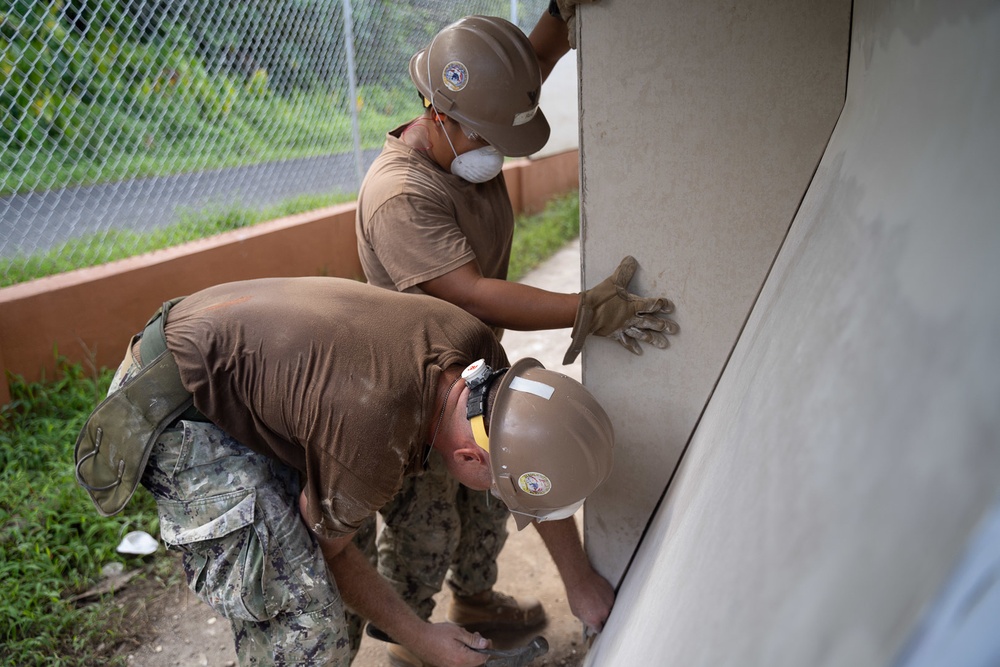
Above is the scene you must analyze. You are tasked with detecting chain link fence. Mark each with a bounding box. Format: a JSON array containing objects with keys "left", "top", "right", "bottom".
[{"left": 0, "top": 0, "right": 549, "bottom": 286}]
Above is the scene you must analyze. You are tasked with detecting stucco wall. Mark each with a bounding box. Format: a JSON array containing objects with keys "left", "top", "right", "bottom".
[
  {"left": 581, "top": 0, "right": 1000, "bottom": 664},
  {"left": 577, "top": 0, "right": 851, "bottom": 583}
]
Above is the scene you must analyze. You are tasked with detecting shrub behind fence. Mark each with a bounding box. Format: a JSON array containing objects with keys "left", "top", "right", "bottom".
[{"left": 0, "top": 0, "right": 548, "bottom": 284}]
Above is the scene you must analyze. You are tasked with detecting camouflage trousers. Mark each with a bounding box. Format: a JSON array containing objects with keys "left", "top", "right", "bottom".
[
  {"left": 141, "top": 421, "right": 352, "bottom": 666},
  {"left": 108, "top": 348, "right": 508, "bottom": 662},
  {"left": 110, "top": 353, "right": 351, "bottom": 665},
  {"left": 369, "top": 449, "right": 511, "bottom": 620}
]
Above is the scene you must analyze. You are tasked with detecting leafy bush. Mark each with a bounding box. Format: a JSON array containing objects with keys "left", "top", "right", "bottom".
[{"left": 0, "top": 2, "right": 421, "bottom": 196}]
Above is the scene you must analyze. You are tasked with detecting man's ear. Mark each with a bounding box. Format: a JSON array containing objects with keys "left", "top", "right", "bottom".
[{"left": 453, "top": 443, "right": 487, "bottom": 465}]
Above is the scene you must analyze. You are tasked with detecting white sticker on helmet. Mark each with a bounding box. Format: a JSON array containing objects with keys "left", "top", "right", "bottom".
[
  {"left": 512, "top": 106, "right": 538, "bottom": 126},
  {"left": 509, "top": 376, "right": 554, "bottom": 399},
  {"left": 518, "top": 472, "right": 552, "bottom": 496}
]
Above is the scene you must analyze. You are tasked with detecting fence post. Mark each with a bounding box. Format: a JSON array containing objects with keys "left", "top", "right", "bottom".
[{"left": 342, "top": 0, "right": 365, "bottom": 188}]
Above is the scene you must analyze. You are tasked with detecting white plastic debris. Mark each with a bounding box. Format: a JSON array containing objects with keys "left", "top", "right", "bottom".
[
  {"left": 101, "top": 561, "right": 125, "bottom": 577},
  {"left": 116, "top": 530, "right": 159, "bottom": 555}
]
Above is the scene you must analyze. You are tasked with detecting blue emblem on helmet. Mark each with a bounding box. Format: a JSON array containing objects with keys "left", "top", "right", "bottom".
[{"left": 443, "top": 61, "right": 468, "bottom": 91}]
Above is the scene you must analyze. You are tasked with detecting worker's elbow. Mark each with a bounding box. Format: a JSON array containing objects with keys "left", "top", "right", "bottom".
[{"left": 456, "top": 299, "right": 496, "bottom": 325}]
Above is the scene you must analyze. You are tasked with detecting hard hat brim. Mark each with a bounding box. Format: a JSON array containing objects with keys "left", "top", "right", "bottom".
[
  {"left": 409, "top": 50, "right": 432, "bottom": 102},
  {"left": 511, "top": 512, "right": 535, "bottom": 531},
  {"left": 466, "top": 110, "right": 550, "bottom": 158}
]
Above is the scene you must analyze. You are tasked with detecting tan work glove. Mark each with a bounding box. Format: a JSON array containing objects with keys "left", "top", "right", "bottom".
[
  {"left": 563, "top": 256, "right": 678, "bottom": 365},
  {"left": 556, "top": 0, "right": 599, "bottom": 49}
]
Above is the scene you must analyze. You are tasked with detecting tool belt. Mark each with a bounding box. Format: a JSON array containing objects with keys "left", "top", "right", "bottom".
[{"left": 74, "top": 297, "right": 197, "bottom": 516}]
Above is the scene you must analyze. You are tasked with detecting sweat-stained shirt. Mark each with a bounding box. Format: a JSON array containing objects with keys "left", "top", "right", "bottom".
[
  {"left": 162, "top": 277, "right": 507, "bottom": 540},
  {"left": 356, "top": 123, "right": 514, "bottom": 294}
]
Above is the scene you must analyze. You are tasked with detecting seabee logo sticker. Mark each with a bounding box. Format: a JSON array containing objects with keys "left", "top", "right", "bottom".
[
  {"left": 443, "top": 61, "right": 468, "bottom": 91},
  {"left": 518, "top": 472, "right": 552, "bottom": 496}
]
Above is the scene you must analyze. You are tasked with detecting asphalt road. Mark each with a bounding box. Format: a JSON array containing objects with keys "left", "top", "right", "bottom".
[{"left": 0, "top": 149, "right": 382, "bottom": 259}]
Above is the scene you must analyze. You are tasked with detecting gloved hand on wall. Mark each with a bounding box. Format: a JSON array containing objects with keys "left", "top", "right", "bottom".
[
  {"left": 563, "top": 255, "right": 678, "bottom": 365},
  {"left": 555, "top": 0, "right": 600, "bottom": 49}
]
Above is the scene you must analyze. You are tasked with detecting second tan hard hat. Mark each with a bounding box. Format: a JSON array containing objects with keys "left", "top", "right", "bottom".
[
  {"left": 487, "top": 358, "right": 615, "bottom": 530},
  {"left": 409, "top": 15, "right": 550, "bottom": 157}
]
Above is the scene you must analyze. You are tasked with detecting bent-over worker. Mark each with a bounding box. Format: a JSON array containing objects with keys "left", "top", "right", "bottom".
[{"left": 75, "top": 277, "right": 616, "bottom": 667}]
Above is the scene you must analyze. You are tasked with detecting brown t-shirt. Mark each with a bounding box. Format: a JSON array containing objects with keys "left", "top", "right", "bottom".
[
  {"left": 163, "top": 277, "right": 507, "bottom": 539},
  {"left": 356, "top": 124, "right": 514, "bottom": 293}
]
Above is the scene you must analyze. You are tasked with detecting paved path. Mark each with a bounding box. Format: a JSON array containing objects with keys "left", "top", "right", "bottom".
[
  {"left": 499, "top": 238, "right": 582, "bottom": 381},
  {"left": 0, "top": 150, "right": 380, "bottom": 258}
]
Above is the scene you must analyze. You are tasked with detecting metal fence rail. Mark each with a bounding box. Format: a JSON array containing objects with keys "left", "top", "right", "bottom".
[{"left": 0, "top": 0, "right": 548, "bottom": 283}]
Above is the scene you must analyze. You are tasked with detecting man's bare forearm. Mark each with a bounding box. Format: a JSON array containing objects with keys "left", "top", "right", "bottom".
[
  {"left": 299, "top": 492, "right": 490, "bottom": 665},
  {"left": 534, "top": 517, "right": 591, "bottom": 584},
  {"left": 319, "top": 536, "right": 427, "bottom": 645},
  {"left": 299, "top": 492, "right": 424, "bottom": 645},
  {"left": 535, "top": 517, "right": 616, "bottom": 631}
]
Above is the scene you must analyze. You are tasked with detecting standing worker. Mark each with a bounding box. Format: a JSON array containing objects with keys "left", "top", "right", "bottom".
[
  {"left": 75, "top": 277, "right": 616, "bottom": 667},
  {"left": 355, "top": 13, "right": 676, "bottom": 667}
]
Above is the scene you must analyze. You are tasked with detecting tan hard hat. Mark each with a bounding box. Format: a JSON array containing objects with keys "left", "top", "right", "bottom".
[
  {"left": 474, "top": 358, "right": 615, "bottom": 530},
  {"left": 409, "top": 15, "right": 550, "bottom": 157}
]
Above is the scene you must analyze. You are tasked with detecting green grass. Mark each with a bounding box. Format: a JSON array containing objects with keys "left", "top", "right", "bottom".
[
  {"left": 508, "top": 191, "right": 580, "bottom": 282},
  {"left": 0, "top": 189, "right": 579, "bottom": 666},
  {"left": 0, "top": 360, "right": 164, "bottom": 667}
]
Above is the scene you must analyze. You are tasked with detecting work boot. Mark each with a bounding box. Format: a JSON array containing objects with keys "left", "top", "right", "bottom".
[
  {"left": 448, "top": 589, "right": 546, "bottom": 633},
  {"left": 387, "top": 643, "right": 435, "bottom": 667}
]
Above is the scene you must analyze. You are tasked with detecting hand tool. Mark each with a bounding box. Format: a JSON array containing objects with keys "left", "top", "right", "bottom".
[
  {"left": 473, "top": 636, "right": 549, "bottom": 667},
  {"left": 366, "top": 624, "right": 549, "bottom": 666}
]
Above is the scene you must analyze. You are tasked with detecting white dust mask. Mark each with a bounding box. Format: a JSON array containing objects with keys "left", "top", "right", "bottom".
[
  {"left": 434, "top": 113, "right": 504, "bottom": 183},
  {"left": 450, "top": 145, "right": 504, "bottom": 183}
]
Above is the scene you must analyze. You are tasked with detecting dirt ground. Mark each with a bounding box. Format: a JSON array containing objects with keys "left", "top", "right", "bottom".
[{"left": 115, "top": 514, "right": 589, "bottom": 667}]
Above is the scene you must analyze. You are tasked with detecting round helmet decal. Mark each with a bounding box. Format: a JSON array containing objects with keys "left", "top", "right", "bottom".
[
  {"left": 442, "top": 61, "right": 468, "bottom": 91},
  {"left": 518, "top": 472, "right": 552, "bottom": 496}
]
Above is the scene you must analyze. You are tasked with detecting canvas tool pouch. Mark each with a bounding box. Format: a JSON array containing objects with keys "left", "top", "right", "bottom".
[{"left": 74, "top": 298, "right": 193, "bottom": 516}]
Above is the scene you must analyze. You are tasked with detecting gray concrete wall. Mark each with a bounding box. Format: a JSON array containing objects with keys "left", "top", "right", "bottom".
[
  {"left": 577, "top": 0, "right": 851, "bottom": 583},
  {"left": 581, "top": 0, "right": 1000, "bottom": 664}
]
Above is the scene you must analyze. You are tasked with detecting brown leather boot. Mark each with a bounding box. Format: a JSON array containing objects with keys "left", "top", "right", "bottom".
[{"left": 447, "top": 589, "right": 546, "bottom": 633}]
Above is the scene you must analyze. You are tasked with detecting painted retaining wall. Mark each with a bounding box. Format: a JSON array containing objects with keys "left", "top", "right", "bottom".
[{"left": 0, "top": 150, "right": 579, "bottom": 407}]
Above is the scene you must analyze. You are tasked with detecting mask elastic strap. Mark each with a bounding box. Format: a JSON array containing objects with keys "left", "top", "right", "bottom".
[
  {"left": 426, "top": 33, "right": 459, "bottom": 160},
  {"left": 436, "top": 114, "right": 460, "bottom": 160}
]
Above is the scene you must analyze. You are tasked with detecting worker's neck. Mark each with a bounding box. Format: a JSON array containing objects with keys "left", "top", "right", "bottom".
[{"left": 427, "top": 366, "right": 463, "bottom": 447}]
